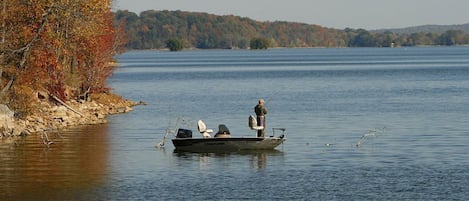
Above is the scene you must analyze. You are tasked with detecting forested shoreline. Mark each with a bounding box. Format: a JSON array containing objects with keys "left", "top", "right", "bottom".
[
  {"left": 114, "top": 10, "right": 469, "bottom": 50},
  {"left": 1, "top": 3, "right": 468, "bottom": 140},
  {"left": 1, "top": 1, "right": 126, "bottom": 115},
  {"left": 0, "top": 1, "right": 134, "bottom": 140}
]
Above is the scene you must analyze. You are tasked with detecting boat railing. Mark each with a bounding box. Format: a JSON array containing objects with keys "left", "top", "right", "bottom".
[{"left": 271, "top": 128, "right": 286, "bottom": 138}]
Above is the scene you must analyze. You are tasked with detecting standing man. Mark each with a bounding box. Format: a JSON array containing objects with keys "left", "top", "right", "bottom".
[{"left": 254, "top": 99, "right": 268, "bottom": 137}]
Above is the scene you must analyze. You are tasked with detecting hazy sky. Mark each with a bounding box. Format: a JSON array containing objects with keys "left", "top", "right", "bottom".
[{"left": 114, "top": 0, "right": 469, "bottom": 30}]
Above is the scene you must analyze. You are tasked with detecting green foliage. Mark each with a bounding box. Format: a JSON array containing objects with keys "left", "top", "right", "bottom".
[
  {"left": 250, "top": 38, "right": 270, "bottom": 49},
  {"left": 165, "top": 38, "right": 184, "bottom": 51},
  {"left": 113, "top": 10, "right": 469, "bottom": 49},
  {"left": 348, "top": 29, "right": 376, "bottom": 47},
  {"left": 114, "top": 10, "right": 345, "bottom": 49},
  {"left": 437, "top": 30, "right": 468, "bottom": 46}
]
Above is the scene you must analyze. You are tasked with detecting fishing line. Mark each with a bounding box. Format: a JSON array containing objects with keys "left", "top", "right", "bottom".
[
  {"left": 355, "top": 127, "right": 386, "bottom": 148},
  {"left": 319, "top": 127, "right": 387, "bottom": 148},
  {"left": 262, "top": 87, "right": 283, "bottom": 104}
]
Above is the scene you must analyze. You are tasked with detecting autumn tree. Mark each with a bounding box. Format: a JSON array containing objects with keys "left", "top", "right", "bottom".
[{"left": 0, "top": 0, "right": 125, "bottom": 116}]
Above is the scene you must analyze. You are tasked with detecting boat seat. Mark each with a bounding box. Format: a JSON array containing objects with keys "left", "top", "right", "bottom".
[
  {"left": 214, "top": 124, "right": 231, "bottom": 138},
  {"left": 197, "top": 120, "right": 213, "bottom": 138},
  {"left": 249, "top": 115, "right": 264, "bottom": 130}
]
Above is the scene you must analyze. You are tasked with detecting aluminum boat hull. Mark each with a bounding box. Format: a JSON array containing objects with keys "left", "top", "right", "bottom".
[{"left": 172, "top": 137, "right": 285, "bottom": 151}]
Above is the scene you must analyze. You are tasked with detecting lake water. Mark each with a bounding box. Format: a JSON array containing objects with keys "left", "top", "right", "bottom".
[{"left": 2, "top": 47, "right": 469, "bottom": 200}]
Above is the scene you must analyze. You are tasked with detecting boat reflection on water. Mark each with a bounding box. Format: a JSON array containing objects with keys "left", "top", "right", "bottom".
[{"left": 172, "top": 149, "right": 284, "bottom": 170}]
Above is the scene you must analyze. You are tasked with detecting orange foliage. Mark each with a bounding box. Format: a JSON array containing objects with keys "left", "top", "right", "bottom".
[{"left": 1, "top": 0, "right": 124, "bottom": 101}]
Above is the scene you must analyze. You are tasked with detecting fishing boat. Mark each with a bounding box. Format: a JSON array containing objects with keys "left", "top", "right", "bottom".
[{"left": 157, "top": 116, "right": 286, "bottom": 152}]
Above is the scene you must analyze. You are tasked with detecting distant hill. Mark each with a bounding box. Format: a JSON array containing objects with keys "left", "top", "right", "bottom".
[
  {"left": 114, "top": 10, "right": 346, "bottom": 49},
  {"left": 114, "top": 10, "right": 469, "bottom": 49},
  {"left": 374, "top": 23, "right": 469, "bottom": 34}
]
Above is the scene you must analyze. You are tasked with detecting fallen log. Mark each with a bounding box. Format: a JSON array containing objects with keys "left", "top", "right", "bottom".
[{"left": 51, "top": 95, "right": 86, "bottom": 118}]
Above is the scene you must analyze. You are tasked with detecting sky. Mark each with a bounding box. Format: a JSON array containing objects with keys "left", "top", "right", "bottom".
[{"left": 113, "top": 0, "right": 469, "bottom": 30}]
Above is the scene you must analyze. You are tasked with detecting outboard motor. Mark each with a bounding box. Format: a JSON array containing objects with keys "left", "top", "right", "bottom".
[
  {"left": 214, "top": 124, "right": 231, "bottom": 138},
  {"left": 176, "top": 128, "right": 192, "bottom": 138}
]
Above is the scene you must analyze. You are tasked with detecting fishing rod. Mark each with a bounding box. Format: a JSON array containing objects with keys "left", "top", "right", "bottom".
[
  {"left": 155, "top": 118, "right": 176, "bottom": 149},
  {"left": 155, "top": 117, "right": 181, "bottom": 148},
  {"left": 155, "top": 116, "right": 194, "bottom": 148},
  {"left": 262, "top": 87, "right": 283, "bottom": 103}
]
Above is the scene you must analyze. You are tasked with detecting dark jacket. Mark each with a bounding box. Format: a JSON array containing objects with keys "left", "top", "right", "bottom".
[{"left": 254, "top": 104, "right": 267, "bottom": 116}]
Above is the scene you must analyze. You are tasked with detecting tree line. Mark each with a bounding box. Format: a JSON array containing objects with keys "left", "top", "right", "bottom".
[
  {"left": 1, "top": 0, "right": 125, "bottom": 116},
  {"left": 114, "top": 10, "right": 469, "bottom": 50}
]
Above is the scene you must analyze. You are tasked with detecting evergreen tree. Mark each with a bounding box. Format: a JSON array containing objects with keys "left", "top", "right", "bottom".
[
  {"left": 250, "top": 38, "right": 270, "bottom": 49},
  {"left": 166, "top": 38, "right": 184, "bottom": 51}
]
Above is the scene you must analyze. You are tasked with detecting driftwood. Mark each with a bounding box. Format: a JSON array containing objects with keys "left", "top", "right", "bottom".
[
  {"left": 51, "top": 95, "right": 86, "bottom": 117},
  {"left": 0, "top": 79, "right": 13, "bottom": 97}
]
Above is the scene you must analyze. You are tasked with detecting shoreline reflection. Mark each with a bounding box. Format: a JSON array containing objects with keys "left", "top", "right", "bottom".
[{"left": 0, "top": 124, "right": 110, "bottom": 200}]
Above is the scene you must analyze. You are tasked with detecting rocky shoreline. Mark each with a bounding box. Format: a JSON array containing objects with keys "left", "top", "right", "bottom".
[{"left": 0, "top": 93, "right": 138, "bottom": 143}]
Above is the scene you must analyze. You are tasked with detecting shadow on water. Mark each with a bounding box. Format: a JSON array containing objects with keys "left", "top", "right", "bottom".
[{"left": 0, "top": 124, "right": 111, "bottom": 201}]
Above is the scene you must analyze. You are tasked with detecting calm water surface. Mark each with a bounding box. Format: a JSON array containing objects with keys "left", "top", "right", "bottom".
[{"left": 1, "top": 47, "right": 469, "bottom": 200}]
